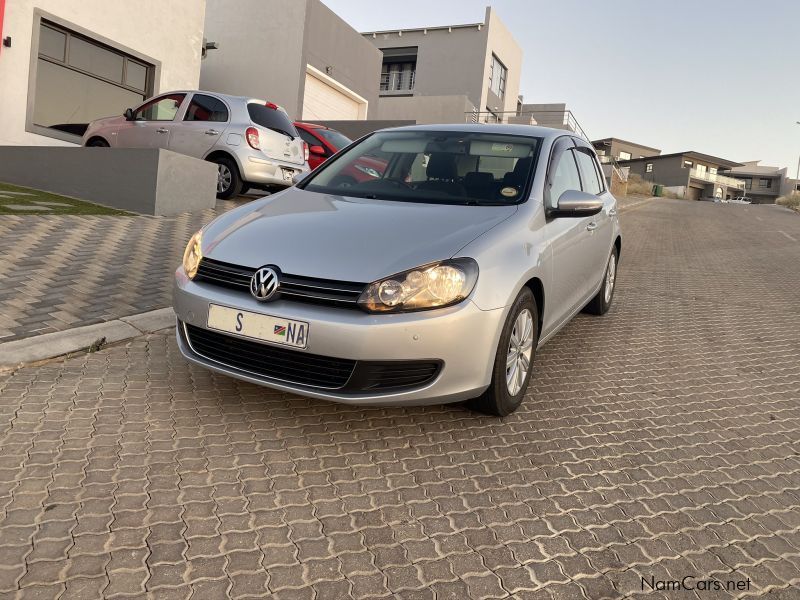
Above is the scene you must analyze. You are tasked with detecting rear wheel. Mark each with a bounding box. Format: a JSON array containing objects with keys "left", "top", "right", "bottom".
[
  {"left": 469, "top": 288, "right": 538, "bottom": 417},
  {"left": 86, "top": 138, "right": 109, "bottom": 147},
  {"left": 210, "top": 156, "right": 243, "bottom": 199},
  {"left": 584, "top": 246, "right": 618, "bottom": 315}
]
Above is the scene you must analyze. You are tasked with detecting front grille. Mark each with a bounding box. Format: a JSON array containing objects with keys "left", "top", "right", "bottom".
[
  {"left": 195, "top": 258, "right": 365, "bottom": 309},
  {"left": 184, "top": 323, "right": 356, "bottom": 389},
  {"left": 182, "top": 323, "right": 442, "bottom": 393}
]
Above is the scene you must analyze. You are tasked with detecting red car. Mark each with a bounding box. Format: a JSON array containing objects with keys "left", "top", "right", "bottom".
[{"left": 294, "top": 122, "right": 388, "bottom": 185}]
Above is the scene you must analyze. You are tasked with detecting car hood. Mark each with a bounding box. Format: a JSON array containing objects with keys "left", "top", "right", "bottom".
[
  {"left": 87, "top": 115, "right": 125, "bottom": 130},
  {"left": 202, "top": 187, "right": 517, "bottom": 282}
]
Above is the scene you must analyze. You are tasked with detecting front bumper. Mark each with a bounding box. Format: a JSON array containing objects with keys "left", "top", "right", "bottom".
[
  {"left": 173, "top": 270, "right": 505, "bottom": 405},
  {"left": 236, "top": 149, "right": 308, "bottom": 187}
]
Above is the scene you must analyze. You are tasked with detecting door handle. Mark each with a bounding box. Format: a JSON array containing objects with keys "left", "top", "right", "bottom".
[
  {"left": 608, "top": 208, "right": 618, "bottom": 217},
  {"left": 586, "top": 221, "right": 598, "bottom": 231},
  {"left": 205, "top": 129, "right": 220, "bottom": 135},
  {"left": 156, "top": 128, "right": 168, "bottom": 134}
]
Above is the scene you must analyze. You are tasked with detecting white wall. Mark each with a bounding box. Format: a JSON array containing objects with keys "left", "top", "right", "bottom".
[
  {"left": 0, "top": 0, "right": 205, "bottom": 146},
  {"left": 482, "top": 7, "right": 522, "bottom": 116}
]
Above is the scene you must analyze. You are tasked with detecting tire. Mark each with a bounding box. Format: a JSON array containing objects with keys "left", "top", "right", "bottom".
[
  {"left": 584, "top": 246, "right": 618, "bottom": 316},
  {"left": 210, "top": 156, "right": 243, "bottom": 199},
  {"left": 239, "top": 184, "right": 250, "bottom": 195},
  {"left": 469, "top": 288, "right": 538, "bottom": 417},
  {"left": 86, "top": 138, "right": 109, "bottom": 147}
]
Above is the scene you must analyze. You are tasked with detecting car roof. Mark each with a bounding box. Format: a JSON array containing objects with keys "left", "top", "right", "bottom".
[
  {"left": 154, "top": 89, "right": 278, "bottom": 107},
  {"left": 374, "top": 123, "right": 582, "bottom": 142}
]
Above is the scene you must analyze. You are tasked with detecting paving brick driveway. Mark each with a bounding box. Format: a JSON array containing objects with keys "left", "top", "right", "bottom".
[{"left": 1, "top": 199, "right": 799, "bottom": 599}]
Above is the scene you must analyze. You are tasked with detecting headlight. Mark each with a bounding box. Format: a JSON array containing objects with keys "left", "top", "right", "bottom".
[
  {"left": 358, "top": 258, "right": 478, "bottom": 313},
  {"left": 182, "top": 230, "right": 203, "bottom": 279}
]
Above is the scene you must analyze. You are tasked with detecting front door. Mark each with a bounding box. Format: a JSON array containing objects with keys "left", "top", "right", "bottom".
[
  {"left": 115, "top": 93, "right": 186, "bottom": 149},
  {"left": 540, "top": 138, "right": 597, "bottom": 334},
  {"left": 168, "top": 93, "right": 229, "bottom": 158}
]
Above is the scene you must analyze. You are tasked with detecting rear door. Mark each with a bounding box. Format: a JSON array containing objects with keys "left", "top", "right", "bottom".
[
  {"left": 168, "top": 93, "right": 229, "bottom": 158},
  {"left": 115, "top": 93, "right": 186, "bottom": 149},
  {"left": 247, "top": 103, "right": 305, "bottom": 166}
]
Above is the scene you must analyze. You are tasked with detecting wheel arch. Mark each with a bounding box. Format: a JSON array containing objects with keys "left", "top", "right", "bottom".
[
  {"left": 85, "top": 136, "right": 110, "bottom": 147},
  {"left": 521, "top": 276, "right": 544, "bottom": 341},
  {"left": 205, "top": 149, "right": 243, "bottom": 176},
  {"left": 614, "top": 235, "right": 622, "bottom": 257}
]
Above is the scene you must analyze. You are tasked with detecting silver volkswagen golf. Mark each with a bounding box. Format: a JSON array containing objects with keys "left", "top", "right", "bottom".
[{"left": 173, "top": 124, "right": 621, "bottom": 415}]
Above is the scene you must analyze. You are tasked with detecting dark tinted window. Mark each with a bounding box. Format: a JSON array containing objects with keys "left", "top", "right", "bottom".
[
  {"left": 184, "top": 94, "right": 229, "bottom": 122},
  {"left": 297, "top": 128, "right": 322, "bottom": 147},
  {"left": 574, "top": 149, "right": 603, "bottom": 195},
  {"left": 317, "top": 128, "right": 352, "bottom": 149},
  {"left": 247, "top": 104, "right": 298, "bottom": 138}
]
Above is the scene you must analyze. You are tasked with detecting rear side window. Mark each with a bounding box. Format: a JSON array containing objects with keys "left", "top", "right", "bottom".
[
  {"left": 574, "top": 149, "right": 603, "bottom": 195},
  {"left": 184, "top": 94, "right": 228, "bottom": 122},
  {"left": 247, "top": 103, "right": 298, "bottom": 138}
]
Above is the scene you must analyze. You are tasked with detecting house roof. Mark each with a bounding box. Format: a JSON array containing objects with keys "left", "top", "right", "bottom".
[
  {"left": 723, "top": 161, "right": 786, "bottom": 175},
  {"left": 619, "top": 151, "right": 742, "bottom": 169},
  {"left": 591, "top": 137, "right": 661, "bottom": 154}
]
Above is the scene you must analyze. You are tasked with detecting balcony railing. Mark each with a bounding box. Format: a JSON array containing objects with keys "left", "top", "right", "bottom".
[
  {"left": 689, "top": 168, "right": 746, "bottom": 189},
  {"left": 465, "top": 109, "right": 589, "bottom": 141}
]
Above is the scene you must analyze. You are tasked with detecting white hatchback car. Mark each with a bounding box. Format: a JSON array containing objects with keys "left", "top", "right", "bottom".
[{"left": 82, "top": 91, "right": 310, "bottom": 198}]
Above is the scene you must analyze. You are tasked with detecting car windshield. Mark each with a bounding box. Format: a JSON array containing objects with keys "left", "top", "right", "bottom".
[
  {"left": 301, "top": 130, "right": 541, "bottom": 205},
  {"left": 247, "top": 103, "right": 298, "bottom": 138},
  {"left": 316, "top": 128, "right": 352, "bottom": 149}
]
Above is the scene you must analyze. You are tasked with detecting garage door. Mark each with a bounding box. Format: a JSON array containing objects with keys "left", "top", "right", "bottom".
[
  {"left": 687, "top": 186, "right": 702, "bottom": 201},
  {"left": 302, "top": 73, "right": 361, "bottom": 120}
]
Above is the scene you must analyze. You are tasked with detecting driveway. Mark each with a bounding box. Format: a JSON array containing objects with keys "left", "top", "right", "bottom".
[{"left": 0, "top": 199, "right": 799, "bottom": 598}]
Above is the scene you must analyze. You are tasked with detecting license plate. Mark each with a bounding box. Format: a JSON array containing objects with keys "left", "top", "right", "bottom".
[
  {"left": 281, "top": 168, "right": 293, "bottom": 182},
  {"left": 207, "top": 304, "right": 309, "bottom": 349}
]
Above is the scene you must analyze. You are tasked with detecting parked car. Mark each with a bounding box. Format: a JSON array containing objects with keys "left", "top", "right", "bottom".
[
  {"left": 82, "top": 91, "right": 310, "bottom": 199},
  {"left": 729, "top": 196, "right": 752, "bottom": 204},
  {"left": 294, "top": 121, "right": 389, "bottom": 184},
  {"left": 174, "top": 124, "right": 621, "bottom": 416}
]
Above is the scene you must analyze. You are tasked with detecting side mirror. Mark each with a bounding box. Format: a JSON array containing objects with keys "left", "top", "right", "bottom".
[
  {"left": 309, "top": 145, "right": 326, "bottom": 156},
  {"left": 292, "top": 171, "right": 312, "bottom": 186},
  {"left": 550, "top": 189, "right": 603, "bottom": 218},
  {"left": 124, "top": 108, "right": 135, "bottom": 121}
]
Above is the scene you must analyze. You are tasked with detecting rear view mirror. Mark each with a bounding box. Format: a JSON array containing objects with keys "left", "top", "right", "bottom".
[
  {"left": 550, "top": 189, "right": 603, "bottom": 218},
  {"left": 124, "top": 108, "right": 134, "bottom": 121}
]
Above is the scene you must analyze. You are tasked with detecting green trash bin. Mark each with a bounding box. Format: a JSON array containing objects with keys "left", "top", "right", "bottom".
[{"left": 652, "top": 184, "right": 663, "bottom": 197}]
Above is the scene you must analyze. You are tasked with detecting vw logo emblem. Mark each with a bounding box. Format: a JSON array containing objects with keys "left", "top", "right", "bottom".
[{"left": 250, "top": 266, "right": 280, "bottom": 301}]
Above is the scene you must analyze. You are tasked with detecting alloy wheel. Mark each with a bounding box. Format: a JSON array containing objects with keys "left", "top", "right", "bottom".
[
  {"left": 217, "top": 164, "right": 232, "bottom": 193},
  {"left": 604, "top": 253, "right": 616, "bottom": 303},
  {"left": 506, "top": 308, "right": 534, "bottom": 396}
]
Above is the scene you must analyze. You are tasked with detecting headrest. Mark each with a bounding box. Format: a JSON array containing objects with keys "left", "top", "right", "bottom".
[{"left": 426, "top": 153, "right": 457, "bottom": 180}]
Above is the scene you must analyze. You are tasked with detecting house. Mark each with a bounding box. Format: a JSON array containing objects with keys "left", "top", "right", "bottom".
[
  {"left": 0, "top": 0, "right": 205, "bottom": 146},
  {"left": 719, "top": 161, "right": 788, "bottom": 204},
  {"left": 362, "top": 7, "right": 522, "bottom": 125},
  {"left": 201, "top": 0, "right": 382, "bottom": 121},
  {"left": 620, "top": 151, "right": 745, "bottom": 200},
  {"left": 591, "top": 137, "right": 661, "bottom": 163}
]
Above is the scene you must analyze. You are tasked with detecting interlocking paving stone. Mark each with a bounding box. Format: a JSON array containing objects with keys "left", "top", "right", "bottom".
[{"left": 1, "top": 199, "right": 799, "bottom": 598}]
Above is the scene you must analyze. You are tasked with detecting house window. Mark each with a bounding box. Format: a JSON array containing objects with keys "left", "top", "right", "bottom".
[
  {"left": 743, "top": 178, "right": 752, "bottom": 190},
  {"left": 488, "top": 54, "right": 507, "bottom": 99},
  {"left": 645, "top": 163, "right": 653, "bottom": 173},
  {"left": 684, "top": 160, "right": 693, "bottom": 168},
  {"left": 695, "top": 164, "right": 707, "bottom": 176},
  {"left": 709, "top": 167, "right": 717, "bottom": 175},
  {"left": 379, "top": 47, "right": 417, "bottom": 93},
  {"left": 618, "top": 151, "right": 631, "bottom": 161},
  {"left": 759, "top": 178, "right": 772, "bottom": 188},
  {"left": 32, "top": 20, "right": 153, "bottom": 139}
]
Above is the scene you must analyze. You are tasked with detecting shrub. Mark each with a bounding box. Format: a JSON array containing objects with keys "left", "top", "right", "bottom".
[
  {"left": 777, "top": 192, "right": 800, "bottom": 212},
  {"left": 627, "top": 174, "right": 660, "bottom": 197}
]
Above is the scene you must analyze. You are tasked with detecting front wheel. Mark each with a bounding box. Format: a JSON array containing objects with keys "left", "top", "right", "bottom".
[
  {"left": 210, "top": 156, "right": 243, "bottom": 199},
  {"left": 469, "top": 288, "right": 538, "bottom": 417},
  {"left": 86, "top": 138, "right": 109, "bottom": 147},
  {"left": 584, "top": 246, "right": 618, "bottom": 315}
]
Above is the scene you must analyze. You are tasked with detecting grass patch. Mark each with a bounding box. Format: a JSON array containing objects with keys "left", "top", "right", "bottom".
[
  {"left": 0, "top": 182, "right": 132, "bottom": 216},
  {"left": 777, "top": 192, "right": 800, "bottom": 212}
]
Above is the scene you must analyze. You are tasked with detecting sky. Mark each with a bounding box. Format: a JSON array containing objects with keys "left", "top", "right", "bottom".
[{"left": 322, "top": 0, "right": 800, "bottom": 174}]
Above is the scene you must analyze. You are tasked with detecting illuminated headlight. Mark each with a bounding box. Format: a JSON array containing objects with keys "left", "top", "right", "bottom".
[
  {"left": 358, "top": 258, "right": 479, "bottom": 313},
  {"left": 182, "top": 230, "right": 203, "bottom": 279}
]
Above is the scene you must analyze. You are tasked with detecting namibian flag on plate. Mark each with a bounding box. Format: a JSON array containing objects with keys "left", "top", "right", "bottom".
[{"left": 273, "top": 325, "right": 286, "bottom": 336}]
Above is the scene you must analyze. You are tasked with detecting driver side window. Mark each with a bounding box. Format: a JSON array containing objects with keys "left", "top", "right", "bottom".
[
  {"left": 548, "top": 147, "right": 582, "bottom": 208},
  {"left": 134, "top": 94, "right": 186, "bottom": 121}
]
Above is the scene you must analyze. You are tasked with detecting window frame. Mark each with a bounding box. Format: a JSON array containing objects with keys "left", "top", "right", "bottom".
[
  {"left": 618, "top": 151, "right": 632, "bottom": 161},
  {"left": 759, "top": 178, "right": 772, "bottom": 188},
  {"left": 645, "top": 163, "right": 653, "bottom": 173},
  {"left": 26, "top": 10, "right": 160, "bottom": 143},
  {"left": 488, "top": 54, "right": 507, "bottom": 99}
]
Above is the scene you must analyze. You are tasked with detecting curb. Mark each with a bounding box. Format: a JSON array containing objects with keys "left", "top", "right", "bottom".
[{"left": 0, "top": 307, "right": 175, "bottom": 371}]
